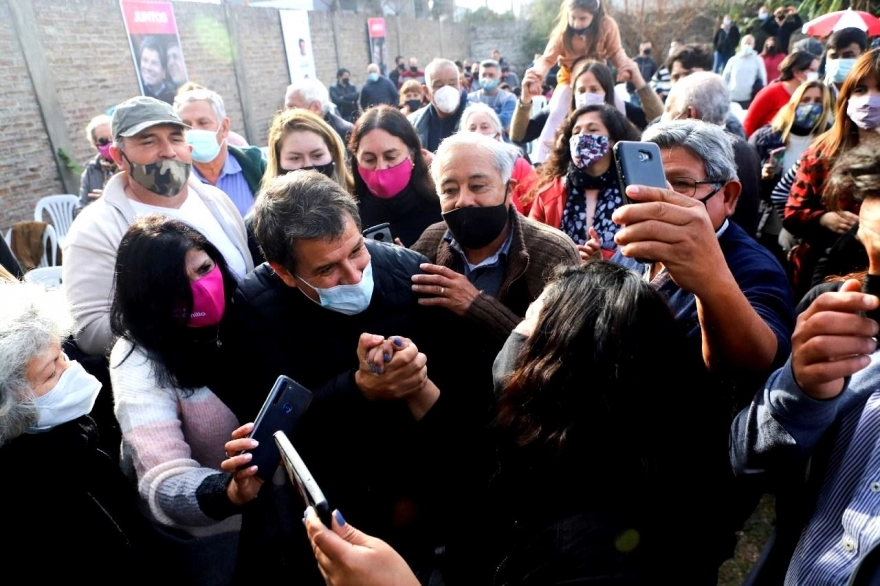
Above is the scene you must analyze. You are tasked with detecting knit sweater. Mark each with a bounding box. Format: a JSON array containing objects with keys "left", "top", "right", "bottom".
[{"left": 110, "top": 339, "right": 240, "bottom": 528}]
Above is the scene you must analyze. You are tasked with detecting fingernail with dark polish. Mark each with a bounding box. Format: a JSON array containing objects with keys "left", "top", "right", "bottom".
[
  {"left": 384, "top": 353, "right": 391, "bottom": 362},
  {"left": 394, "top": 337, "right": 403, "bottom": 347},
  {"left": 334, "top": 510, "right": 346, "bottom": 527}
]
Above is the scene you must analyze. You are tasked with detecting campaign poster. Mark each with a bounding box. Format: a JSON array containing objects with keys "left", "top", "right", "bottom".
[
  {"left": 280, "top": 10, "right": 317, "bottom": 82},
  {"left": 367, "top": 18, "right": 387, "bottom": 75},
  {"left": 119, "top": 1, "right": 189, "bottom": 104}
]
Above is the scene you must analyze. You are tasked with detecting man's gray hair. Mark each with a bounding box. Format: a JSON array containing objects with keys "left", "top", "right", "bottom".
[
  {"left": 85, "top": 114, "right": 112, "bottom": 148},
  {"left": 668, "top": 71, "right": 731, "bottom": 126},
  {"left": 461, "top": 103, "right": 503, "bottom": 137},
  {"left": 0, "top": 281, "right": 75, "bottom": 447},
  {"left": 253, "top": 171, "right": 362, "bottom": 273},
  {"left": 173, "top": 88, "right": 227, "bottom": 123},
  {"left": 425, "top": 58, "right": 458, "bottom": 89},
  {"left": 431, "top": 132, "right": 518, "bottom": 193},
  {"left": 480, "top": 59, "right": 501, "bottom": 71},
  {"left": 286, "top": 79, "right": 331, "bottom": 114},
  {"left": 642, "top": 119, "right": 737, "bottom": 183}
]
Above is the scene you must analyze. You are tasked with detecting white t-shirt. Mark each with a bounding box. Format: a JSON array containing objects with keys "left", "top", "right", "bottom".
[{"left": 129, "top": 194, "right": 248, "bottom": 280}]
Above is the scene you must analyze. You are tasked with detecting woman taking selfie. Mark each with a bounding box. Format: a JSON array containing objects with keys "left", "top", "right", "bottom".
[
  {"left": 303, "top": 261, "right": 725, "bottom": 585},
  {"left": 529, "top": 104, "right": 640, "bottom": 260},
  {"left": 349, "top": 105, "right": 441, "bottom": 246},
  {"left": 110, "top": 216, "right": 257, "bottom": 584}
]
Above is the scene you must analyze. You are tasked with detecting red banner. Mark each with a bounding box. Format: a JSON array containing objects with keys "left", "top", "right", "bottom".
[
  {"left": 368, "top": 17, "right": 386, "bottom": 39},
  {"left": 120, "top": 1, "right": 178, "bottom": 36}
]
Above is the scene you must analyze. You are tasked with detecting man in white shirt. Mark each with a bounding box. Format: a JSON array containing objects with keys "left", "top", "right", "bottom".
[{"left": 62, "top": 96, "right": 254, "bottom": 356}]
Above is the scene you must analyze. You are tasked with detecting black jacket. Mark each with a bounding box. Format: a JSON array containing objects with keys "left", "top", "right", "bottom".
[
  {"left": 220, "top": 241, "right": 449, "bottom": 584},
  {"left": 329, "top": 81, "right": 360, "bottom": 121},
  {"left": 360, "top": 76, "right": 399, "bottom": 109}
]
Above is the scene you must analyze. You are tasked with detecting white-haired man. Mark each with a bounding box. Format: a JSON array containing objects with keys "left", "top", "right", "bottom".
[
  {"left": 408, "top": 58, "right": 469, "bottom": 152},
  {"left": 175, "top": 88, "right": 266, "bottom": 217},
  {"left": 285, "top": 78, "right": 354, "bottom": 144},
  {"left": 359, "top": 63, "right": 399, "bottom": 110}
]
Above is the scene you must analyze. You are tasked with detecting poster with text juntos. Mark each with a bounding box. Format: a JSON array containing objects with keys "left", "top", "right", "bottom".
[{"left": 120, "top": 0, "right": 189, "bottom": 104}]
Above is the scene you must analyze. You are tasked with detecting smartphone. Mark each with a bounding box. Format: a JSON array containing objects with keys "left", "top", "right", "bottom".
[
  {"left": 363, "top": 222, "right": 393, "bottom": 243},
  {"left": 274, "top": 430, "right": 333, "bottom": 527},
  {"left": 613, "top": 141, "right": 667, "bottom": 264},
  {"left": 769, "top": 146, "right": 786, "bottom": 172},
  {"left": 240, "top": 375, "right": 313, "bottom": 481},
  {"left": 613, "top": 141, "right": 668, "bottom": 206}
]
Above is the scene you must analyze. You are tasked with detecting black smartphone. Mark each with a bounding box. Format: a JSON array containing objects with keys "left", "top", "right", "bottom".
[
  {"left": 613, "top": 141, "right": 668, "bottom": 206},
  {"left": 613, "top": 141, "right": 668, "bottom": 264},
  {"left": 240, "top": 375, "right": 313, "bottom": 481},
  {"left": 274, "top": 430, "right": 333, "bottom": 527},
  {"left": 363, "top": 222, "right": 393, "bottom": 243}
]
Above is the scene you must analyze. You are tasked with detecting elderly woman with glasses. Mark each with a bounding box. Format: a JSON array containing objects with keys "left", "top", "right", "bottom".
[{"left": 79, "top": 114, "right": 119, "bottom": 206}]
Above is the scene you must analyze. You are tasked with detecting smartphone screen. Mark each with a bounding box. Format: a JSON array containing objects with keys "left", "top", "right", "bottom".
[
  {"left": 275, "top": 431, "right": 333, "bottom": 527},
  {"left": 240, "top": 376, "right": 313, "bottom": 481}
]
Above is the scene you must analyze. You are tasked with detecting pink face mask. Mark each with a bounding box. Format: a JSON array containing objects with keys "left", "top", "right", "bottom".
[
  {"left": 97, "top": 143, "right": 113, "bottom": 161},
  {"left": 187, "top": 264, "right": 226, "bottom": 328},
  {"left": 357, "top": 157, "right": 413, "bottom": 199}
]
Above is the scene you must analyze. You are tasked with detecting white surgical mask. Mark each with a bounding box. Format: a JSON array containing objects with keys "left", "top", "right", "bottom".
[
  {"left": 805, "top": 71, "right": 819, "bottom": 82},
  {"left": 575, "top": 91, "right": 606, "bottom": 109},
  {"left": 297, "top": 261, "right": 375, "bottom": 316},
  {"left": 28, "top": 361, "right": 101, "bottom": 432},
  {"left": 433, "top": 86, "right": 461, "bottom": 114}
]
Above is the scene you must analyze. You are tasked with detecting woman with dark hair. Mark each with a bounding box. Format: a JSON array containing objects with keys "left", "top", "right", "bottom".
[
  {"left": 783, "top": 48, "right": 880, "bottom": 298},
  {"left": 303, "top": 261, "right": 724, "bottom": 584},
  {"left": 529, "top": 104, "right": 640, "bottom": 260},
  {"left": 760, "top": 37, "right": 785, "bottom": 83},
  {"left": 109, "top": 215, "right": 259, "bottom": 584},
  {"left": 743, "top": 50, "right": 820, "bottom": 137},
  {"left": 349, "top": 105, "right": 441, "bottom": 246}
]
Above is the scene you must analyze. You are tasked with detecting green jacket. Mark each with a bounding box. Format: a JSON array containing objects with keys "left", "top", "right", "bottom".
[{"left": 228, "top": 145, "right": 267, "bottom": 197}]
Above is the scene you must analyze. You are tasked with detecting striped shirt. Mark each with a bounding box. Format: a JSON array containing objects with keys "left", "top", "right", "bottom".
[{"left": 786, "top": 387, "right": 880, "bottom": 585}]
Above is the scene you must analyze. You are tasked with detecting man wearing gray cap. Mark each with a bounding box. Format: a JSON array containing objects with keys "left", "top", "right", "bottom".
[{"left": 62, "top": 96, "right": 254, "bottom": 356}]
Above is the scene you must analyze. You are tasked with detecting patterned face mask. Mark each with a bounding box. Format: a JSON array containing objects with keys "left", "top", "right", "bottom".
[
  {"left": 569, "top": 133, "right": 610, "bottom": 169},
  {"left": 794, "top": 103, "right": 822, "bottom": 128},
  {"left": 122, "top": 151, "right": 191, "bottom": 197}
]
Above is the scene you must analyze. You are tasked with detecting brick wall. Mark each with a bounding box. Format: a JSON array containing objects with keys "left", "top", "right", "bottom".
[
  {"left": 0, "top": 0, "right": 475, "bottom": 229},
  {"left": 470, "top": 20, "right": 534, "bottom": 77}
]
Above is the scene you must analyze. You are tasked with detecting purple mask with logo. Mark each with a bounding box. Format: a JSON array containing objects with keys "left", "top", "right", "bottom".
[
  {"left": 847, "top": 94, "right": 880, "bottom": 130},
  {"left": 97, "top": 143, "right": 113, "bottom": 161},
  {"left": 186, "top": 265, "right": 226, "bottom": 328}
]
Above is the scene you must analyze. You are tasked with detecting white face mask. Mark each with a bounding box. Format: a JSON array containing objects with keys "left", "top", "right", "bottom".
[
  {"left": 805, "top": 71, "right": 819, "bottom": 82},
  {"left": 433, "top": 85, "right": 461, "bottom": 114},
  {"left": 575, "top": 91, "right": 606, "bottom": 109},
  {"left": 29, "top": 361, "right": 101, "bottom": 432},
  {"left": 297, "top": 261, "right": 375, "bottom": 316}
]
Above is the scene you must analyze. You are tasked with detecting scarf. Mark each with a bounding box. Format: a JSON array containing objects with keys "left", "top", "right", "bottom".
[{"left": 561, "top": 165, "right": 622, "bottom": 248}]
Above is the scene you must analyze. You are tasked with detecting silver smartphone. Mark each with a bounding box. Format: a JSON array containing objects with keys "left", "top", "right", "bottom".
[{"left": 274, "top": 431, "right": 333, "bottom": 527}]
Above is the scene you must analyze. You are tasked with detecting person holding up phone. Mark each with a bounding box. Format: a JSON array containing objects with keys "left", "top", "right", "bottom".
[
  {"left": 529, "top": 104, "right": 640, "bottom": 261},
  {"left": 109, "top": 216, "right": 248, "bottom": 584}
]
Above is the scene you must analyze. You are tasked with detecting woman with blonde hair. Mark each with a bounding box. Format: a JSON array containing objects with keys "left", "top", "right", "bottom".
[
  {"left": 262, "top": 108, "right": 353, "bottom": 193},
  {"left": 399, "top": 79, "right": 424, "bottom": 115}
]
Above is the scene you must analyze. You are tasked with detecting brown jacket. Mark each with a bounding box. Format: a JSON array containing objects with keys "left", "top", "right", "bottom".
[{"left": 411, "top": 208, "right": 579, "bottom": 342}]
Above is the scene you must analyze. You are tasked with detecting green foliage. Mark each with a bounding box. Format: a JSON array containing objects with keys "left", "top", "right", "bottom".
[
  {"left": 57, "top": 148, "right": 82, "bottom": 177},
  {"left": 463, "top": 6, "right": 516, "bottom": 23},
  {"left": 522, "top": 0, "right": 561, "bottom": 59}
]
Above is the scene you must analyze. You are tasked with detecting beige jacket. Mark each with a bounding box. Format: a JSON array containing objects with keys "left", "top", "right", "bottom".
[{"left": 61, "top": 172, "right": 254, "bottom": 355}]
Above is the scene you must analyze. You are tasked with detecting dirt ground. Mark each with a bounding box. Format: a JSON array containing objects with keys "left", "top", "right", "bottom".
[{"left": 717, "top": 494, "right": 776, "bottom": 586}]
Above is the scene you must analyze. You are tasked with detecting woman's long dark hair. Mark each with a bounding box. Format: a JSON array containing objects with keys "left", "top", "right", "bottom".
[
  {"left": 568, "top": 59, "right": 616, "bottom": 110},
  {"left": 110, "top": 215, "right": 237, "bottom": 392},
  {"left": 494, "top": 262, "right": 698, "bottom": 481},
  {"left": 550, "top": 0, "right": 606, "bottom": 58},
  {"left": 535, "top": 104, "right": 640, "bottom": 189},
  {"left": 349, "top": 105, "right": 436, "bottom": 202}
]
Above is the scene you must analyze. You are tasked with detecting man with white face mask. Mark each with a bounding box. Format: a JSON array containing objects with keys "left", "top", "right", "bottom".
[
  {"left": 219, "top": 170, "right": 454, "bottom": 584},
  {"left": 174, "top": 88, "right": 267, "bottom": 217},
  {"left": 408, "top": 58, "right": 469, "bottom": 151},
  {"left": 0, "top": 280, "right": 165, "bottom": 581}
]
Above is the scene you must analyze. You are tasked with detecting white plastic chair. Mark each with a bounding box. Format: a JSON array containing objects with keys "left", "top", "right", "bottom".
[
  {"left": 4, "top": 223, "right": 58, "bottom": 268},
  {"left": 34, "top": 194, "right": 79, "bottom": 247},
  {"left": 24, "top": 266, "right": 62, "bottom": 290}
]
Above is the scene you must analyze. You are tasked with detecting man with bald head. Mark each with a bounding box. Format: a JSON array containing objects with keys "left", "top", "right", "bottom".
[{"left": 408, "top": 58, "right": 469, "bottom": 151}]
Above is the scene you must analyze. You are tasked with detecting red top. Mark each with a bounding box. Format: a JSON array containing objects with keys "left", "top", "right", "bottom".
[
  {"left": 761, "top": 53, "right": 786, "bottom": 81},
  {"left": 743, "top": 82, "right": 792, "bottom": 138}
]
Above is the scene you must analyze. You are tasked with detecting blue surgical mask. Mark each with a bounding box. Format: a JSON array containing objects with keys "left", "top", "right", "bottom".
[
  {"left": 368, "top": 73, "right": 379, "bottom": 82},
  {"left": 742, "top": 45, "right": 754, "bottom": 56},
  {"left": 296, "top": 261, "right": 375, "bottom": 315},
  {"left": 186, "top": 125, "right": 223, "bottom": 163},
  {"left": 480, "top": 78, "right": 500, "bottom": 92},
  {"left": 826, "top": 58, "right": 856, "bottom": 85}
]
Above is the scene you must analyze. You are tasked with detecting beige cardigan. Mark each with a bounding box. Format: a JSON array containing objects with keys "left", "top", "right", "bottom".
[{"left": 61, "top": 172, "right": 254, "bottom": 355}]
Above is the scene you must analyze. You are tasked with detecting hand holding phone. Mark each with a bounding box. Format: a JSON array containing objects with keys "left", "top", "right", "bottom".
[
  {"left": 274, "top": 431, "right": 333, "bottom": 527},
  {"left": 613, "top": 141, "right": 668, "bottom": 263},
  {"left": 240, "top": 376, "right": 313, "bottom": 481}
]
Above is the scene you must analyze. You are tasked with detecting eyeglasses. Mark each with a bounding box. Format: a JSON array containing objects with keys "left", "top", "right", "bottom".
[
  {"left": 96, "top": 138, "right": 112, "bottom": 146},
  {"left": 668, "top": 177, "right": 724, "bottom": 204}
]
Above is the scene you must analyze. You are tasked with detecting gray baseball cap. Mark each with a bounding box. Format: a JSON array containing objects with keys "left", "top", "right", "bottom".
[{"left": 111, "top": 96, "right": 189, "bottom": 139}]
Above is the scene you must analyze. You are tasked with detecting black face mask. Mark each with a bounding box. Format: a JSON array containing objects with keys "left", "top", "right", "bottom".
[
  {"left": 567, "top": 23, "right": 590, "bottom": 36},
  {"left": 285, "top": 162, "right": 335, "bottom": 179},
  {"left": 642, "top": 48, "right": 652, "bottom": 55},
  {"left": 442, "top": 188, "right": 509, "bottom": 249},
  {"left": 341, "top": 78, "right": 350, "bottom": 85},
  {"left": 405, "top": 99, "right": 422, "bottom": 111},
  {"left": 410, "top": 65, "right": 418, "bottom": 72},
  {"left": 765, "top": 45, "right": 777, "bottom": 55},
  {"left": 398, "top": 63, "right": 406, "bottom": 70}
]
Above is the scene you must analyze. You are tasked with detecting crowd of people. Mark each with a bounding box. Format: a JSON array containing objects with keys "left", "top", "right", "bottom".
[{"left": 7, "top": 0, "right": 880, "bottom": 583}]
